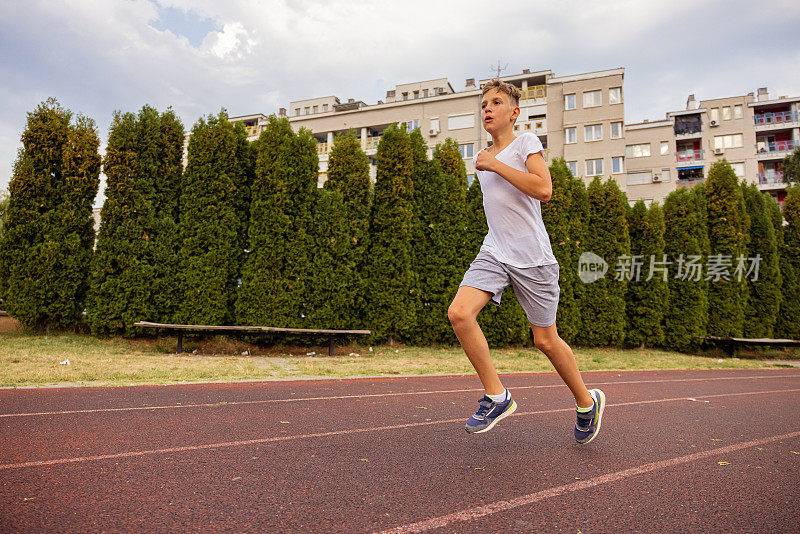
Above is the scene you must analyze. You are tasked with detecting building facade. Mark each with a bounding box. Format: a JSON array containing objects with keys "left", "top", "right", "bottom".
[{"left": 231, "top": 68, "right": 797, "bottom": 208}]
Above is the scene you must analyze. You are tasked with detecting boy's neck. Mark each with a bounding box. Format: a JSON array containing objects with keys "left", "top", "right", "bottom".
[{"left": 490, "top": 128, "right": 517, "bottom": 151}]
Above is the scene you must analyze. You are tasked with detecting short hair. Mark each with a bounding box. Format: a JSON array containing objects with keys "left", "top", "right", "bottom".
[{"left": 481, "top": 78, "right": 521, "bottom": 108}]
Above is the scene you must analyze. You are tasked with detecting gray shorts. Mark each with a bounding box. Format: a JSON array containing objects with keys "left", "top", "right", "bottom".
[{"left": 459, "top": 249, "right": 560, "bottom": 327}]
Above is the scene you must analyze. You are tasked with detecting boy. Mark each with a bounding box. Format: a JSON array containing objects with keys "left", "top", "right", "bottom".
[{"left": 447, "top": 79, "right": 605, "bottom": 444}]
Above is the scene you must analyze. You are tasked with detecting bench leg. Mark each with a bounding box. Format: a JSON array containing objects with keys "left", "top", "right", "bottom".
[
  {"left": 177, "top": 333, "right": 183, "bottom": 354},
  {"left": 329, "top": 336, "right": 335, "bottom": 356}
]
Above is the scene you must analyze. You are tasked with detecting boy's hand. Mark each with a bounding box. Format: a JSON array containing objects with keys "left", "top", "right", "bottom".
[{"left": 474, "top": 149, "right": 497, "bottom": 172}]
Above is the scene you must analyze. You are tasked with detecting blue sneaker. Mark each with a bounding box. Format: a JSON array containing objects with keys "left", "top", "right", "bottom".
[
  {"left": 465, "top": 392, "right": 517, "bottom": 434},
  {"left": 574, "top": 389, "right": 605, "bottom": 444}
]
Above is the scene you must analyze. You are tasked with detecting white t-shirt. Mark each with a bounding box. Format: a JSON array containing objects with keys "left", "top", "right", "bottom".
[{"left": 473, "top": 132, "right": 558, "bottom": 268}]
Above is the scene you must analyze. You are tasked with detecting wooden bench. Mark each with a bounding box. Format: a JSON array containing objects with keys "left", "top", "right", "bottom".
[
  {"left": 133, "top": 321, "right": 371, "bottom": 356},
  {"left": 699, "top": 336, "right": 800, "bottom": 356}
]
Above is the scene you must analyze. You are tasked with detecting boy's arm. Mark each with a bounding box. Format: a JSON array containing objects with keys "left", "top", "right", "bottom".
[{"left": 475, "top": 150, "right": 552, "bottom": 202}]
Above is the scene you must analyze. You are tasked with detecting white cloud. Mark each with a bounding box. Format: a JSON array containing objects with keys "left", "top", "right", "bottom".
[{"left": 0, "top": 0, "right": 798, "bottom": 199}]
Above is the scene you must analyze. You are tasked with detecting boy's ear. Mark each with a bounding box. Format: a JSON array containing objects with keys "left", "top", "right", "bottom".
[{"left": 511, "top": 106, "right": 520, "bottom": 122}]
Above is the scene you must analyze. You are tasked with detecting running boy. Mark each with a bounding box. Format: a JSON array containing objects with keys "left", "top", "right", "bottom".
[{"left": 448, "top": 79, "right": 605, "bottom": 443}]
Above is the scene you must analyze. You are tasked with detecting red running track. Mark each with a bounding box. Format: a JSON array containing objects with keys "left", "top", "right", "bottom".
[{"left": 1, "top": 369, "right": 799, "bottom": 532}]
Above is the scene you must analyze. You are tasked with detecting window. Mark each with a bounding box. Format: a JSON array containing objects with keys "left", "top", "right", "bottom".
[
  {"left": 430, "top": 117, "right": 439, "bottom": 131},
  {"left": 565, "top": 93, "right": 576, "bottom": 110},
  {"left": 448, "top": 113, "right": 475, "bottom": 130},
  {"left": 714, "top": 134, "right": 743, "bottom": 149},
  {"left": 722, "top": 106, "right": 731, "bottom": 120},
  {"left": 660, "top": 141, "right": 669, "bottom": 155},
  {"left": 295, "top": 108, "right": 301, "bottom": 116},
  {"left": 413, "top": 90, "right": 419, "bottom": 99},
  {"left": 610, "top": 122, "right": 623, "bottom": 139},
  {"left": 586, "top": 158, "right": 603, "bottom": 176},
  {"left": 585, "top": 124, "right": 603, "bottom": 142},
  {"left": 459, "top": 143, "right": 474, "bottom": 159},
  {"left": 710, "top": 108, "right": 719, "bottom": 123},
  {"left": 423, "top": 89, "right": 429, "bottom": 98},
  {"left": 662, "top": 168, "right": 671, "bottom": 182},
  {"left": 734, "top": 105, "right": 743, "bottom": 119},
  {"left": 731, "top": 162, "right": 745, "bottom": 177},
  {"left": 565, "top": 127, "right": 577, "bottom": 144},
  {"left": 627, "top": 171, "right": 651, "bottom": 185},
  {"left": 567, "top": 161, "right": 577, "bottom": 176},
  {"left": 434, "top": 87, "right": 441, "bottom": 96},
  {"left": 583, "top": 90, "right": 602, "bottom": 108},
  {"left": 403, "top": 92, "right": 408, "bottom": 101},
  {"left": 402, "top": 119, "right": 420, "bottom": 132},
  {"left": 322, "top": 104, "right": 328, "bottom": 112},
  {"left": 626, "top": 143, "right": 651, "bottom": 158},
  {"left": 609, "top": 87, "right": 622, "bottom": 104},
  {"left": 612, "top": 156, "right": 624, "bottom": 174},
  {"left": 304, "top": 107, "right": 310, "bottom": 115},
  {"left": 313, "top": 105, "right": 318, "bottom": 113}
]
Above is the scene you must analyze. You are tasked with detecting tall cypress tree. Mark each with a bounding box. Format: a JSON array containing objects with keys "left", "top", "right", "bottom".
[
  {"left": 177, "top": 110, "right": 251, "bottom": 325},
  {"left": 463, "top": 175, "right": 529, "bottom": 347},
  {"left": 624, "top": 201, "right": 668, "bottom": 348},
  {"left": 542, "top": 158, "right": 582, "bottom": 344},
  {"left": 364, "top": 123, "right": 416, "bottom": 343},
  {"left": 237, "top": 116, "right": 316, "bottom": 328},
  {"left": 577, "top": 177, "right": 629, "bottom": 347},
  {"left": 705, "top": 160, "right": 749, "bottom": 337},
  {"left": 777, "top": 185, "right": 800, "bottom": 338},
  {"left": 662, "top": 188, "right": 709, "bottom": 352},
  {"left": 88, "top": 106, "right": 186, "bottom": 335},
  {"left": 741, "top": 184, "right": 781, "bottom": 338},
  {"left": 409, "top": 134, "right": 468, "bottom": 344},
  {"left": 151, "top": 108, "right": 186, "bottom": 324},
  {"left": 324, "top": 130, "right": 371, "bottom": 327},
  {"left": 88, "top": 109, "right": 157, "bottom": 334},
  {"left": 0, "top": 98, "right": 100, "bottom": 331}
]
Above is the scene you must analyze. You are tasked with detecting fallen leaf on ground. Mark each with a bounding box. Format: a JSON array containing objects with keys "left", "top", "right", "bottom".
[
  {"left": 718, "top": 461, "right": 730, "bottom": 465},
  {"left": 280, "top": 421, "right": 290, "bottom": 424}
]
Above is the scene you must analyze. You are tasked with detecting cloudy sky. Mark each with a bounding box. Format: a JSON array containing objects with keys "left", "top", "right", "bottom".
[{"left": 1, "top": 0, "right": 799, "bottom": 202}]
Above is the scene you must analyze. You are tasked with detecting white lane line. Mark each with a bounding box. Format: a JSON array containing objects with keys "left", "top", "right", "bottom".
[
  {"left": 2, "top": 373, "right": 799, "bottom": 418},
  {"left": 377, "top": 429, "right": 800, "bottom": 533},
  {"left": 1, "top": 387, "right": 797, "bottom": 471}
]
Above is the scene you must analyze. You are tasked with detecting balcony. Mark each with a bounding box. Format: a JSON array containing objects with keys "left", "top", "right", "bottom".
[
  {"left": 758, "top": 170, "right": 785, "bottom": 184},
  {"left": 754, "top": 110, "right": 798, "bottom": 128},
  {"left": 676, "top": 149, "right": 704, "bottom": 163},
  {"left": 363, "top": 136, "right": 381, "bottom": 152},
  {"left": 676, "top": 178, "right": 705, "bottom": 190},
  {"left": 519, "top": 85, "right": 546, "bottom": 103},
  {"left": 756, "top": 139, "right": 797, "bottom": 157},
  {"left": 317, "top": 141, "right": 329, "bottom": 155},
  {"left": 245, "top": 125, "right": 260, "bottom": 138}
]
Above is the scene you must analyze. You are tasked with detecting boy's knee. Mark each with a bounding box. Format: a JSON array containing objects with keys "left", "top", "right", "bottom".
[
  {"left": 448, "top": 303, "right": 472, "bottom": 326},
  {"left": 534, "top": 334, "right": 558, "bottom": 353}
]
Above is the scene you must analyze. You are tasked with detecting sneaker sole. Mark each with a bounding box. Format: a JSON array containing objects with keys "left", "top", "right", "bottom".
[
  {"left": 469, "top": 400, "right": 517, "bottom": 434},
  {"left": 578, "top": 389, "right": 605, "bottom": 444}
]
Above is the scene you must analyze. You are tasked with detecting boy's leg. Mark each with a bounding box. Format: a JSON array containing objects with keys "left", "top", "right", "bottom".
[
  {"left": 448, "top": 285, "right": 505, "bottom": 395},
  {"left": 530, "top": 322, "right": 593, "bottom": 408}
]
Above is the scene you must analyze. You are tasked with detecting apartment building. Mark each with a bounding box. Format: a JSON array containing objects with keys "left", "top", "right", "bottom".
[
  {"left": 625, "top": 88, "right": 799, "bottom": 209},
  {"left": 230, "top": 68, "right": 797, "bottom": 208}
]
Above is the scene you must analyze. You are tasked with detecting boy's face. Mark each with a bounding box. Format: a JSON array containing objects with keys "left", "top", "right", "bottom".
[{"left": 481, "top": 88, "right": 519, "bottom": 135}]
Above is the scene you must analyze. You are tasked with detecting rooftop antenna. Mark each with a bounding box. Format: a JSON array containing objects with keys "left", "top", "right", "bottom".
[{"left": 489, "top": 61, "right": 508, "bottom": 78}]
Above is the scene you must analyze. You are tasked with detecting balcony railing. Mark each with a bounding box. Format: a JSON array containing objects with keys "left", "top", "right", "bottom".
[
  {"left": 756, "top": 139, "right": 798, "bottom": 154},
  {"left": 754, "top": 110, "right": 798, "bottom": 126},
  {"left": 674, "top": 125, "right": 702, "bottom": 136},
  {"left": 317, "top": 142, "right": 329, "bottom": 155},
  {"left": 245, "top": 125, "right": 260, "bottom": 138},
  {"left": 676, "top": 149, "right": 704, "bottom": 162},
  {"left": 363, "top": 137, "right": 381, "bottom": 151},
  {"left": 519, "top": 85, "right": 546, "bottom": 101},
  {"left": 758, "top": 171, "right": 785, "bottom": 184},
  {"left": 676, "top": 178, "right": 705, "bottom": 190}
]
